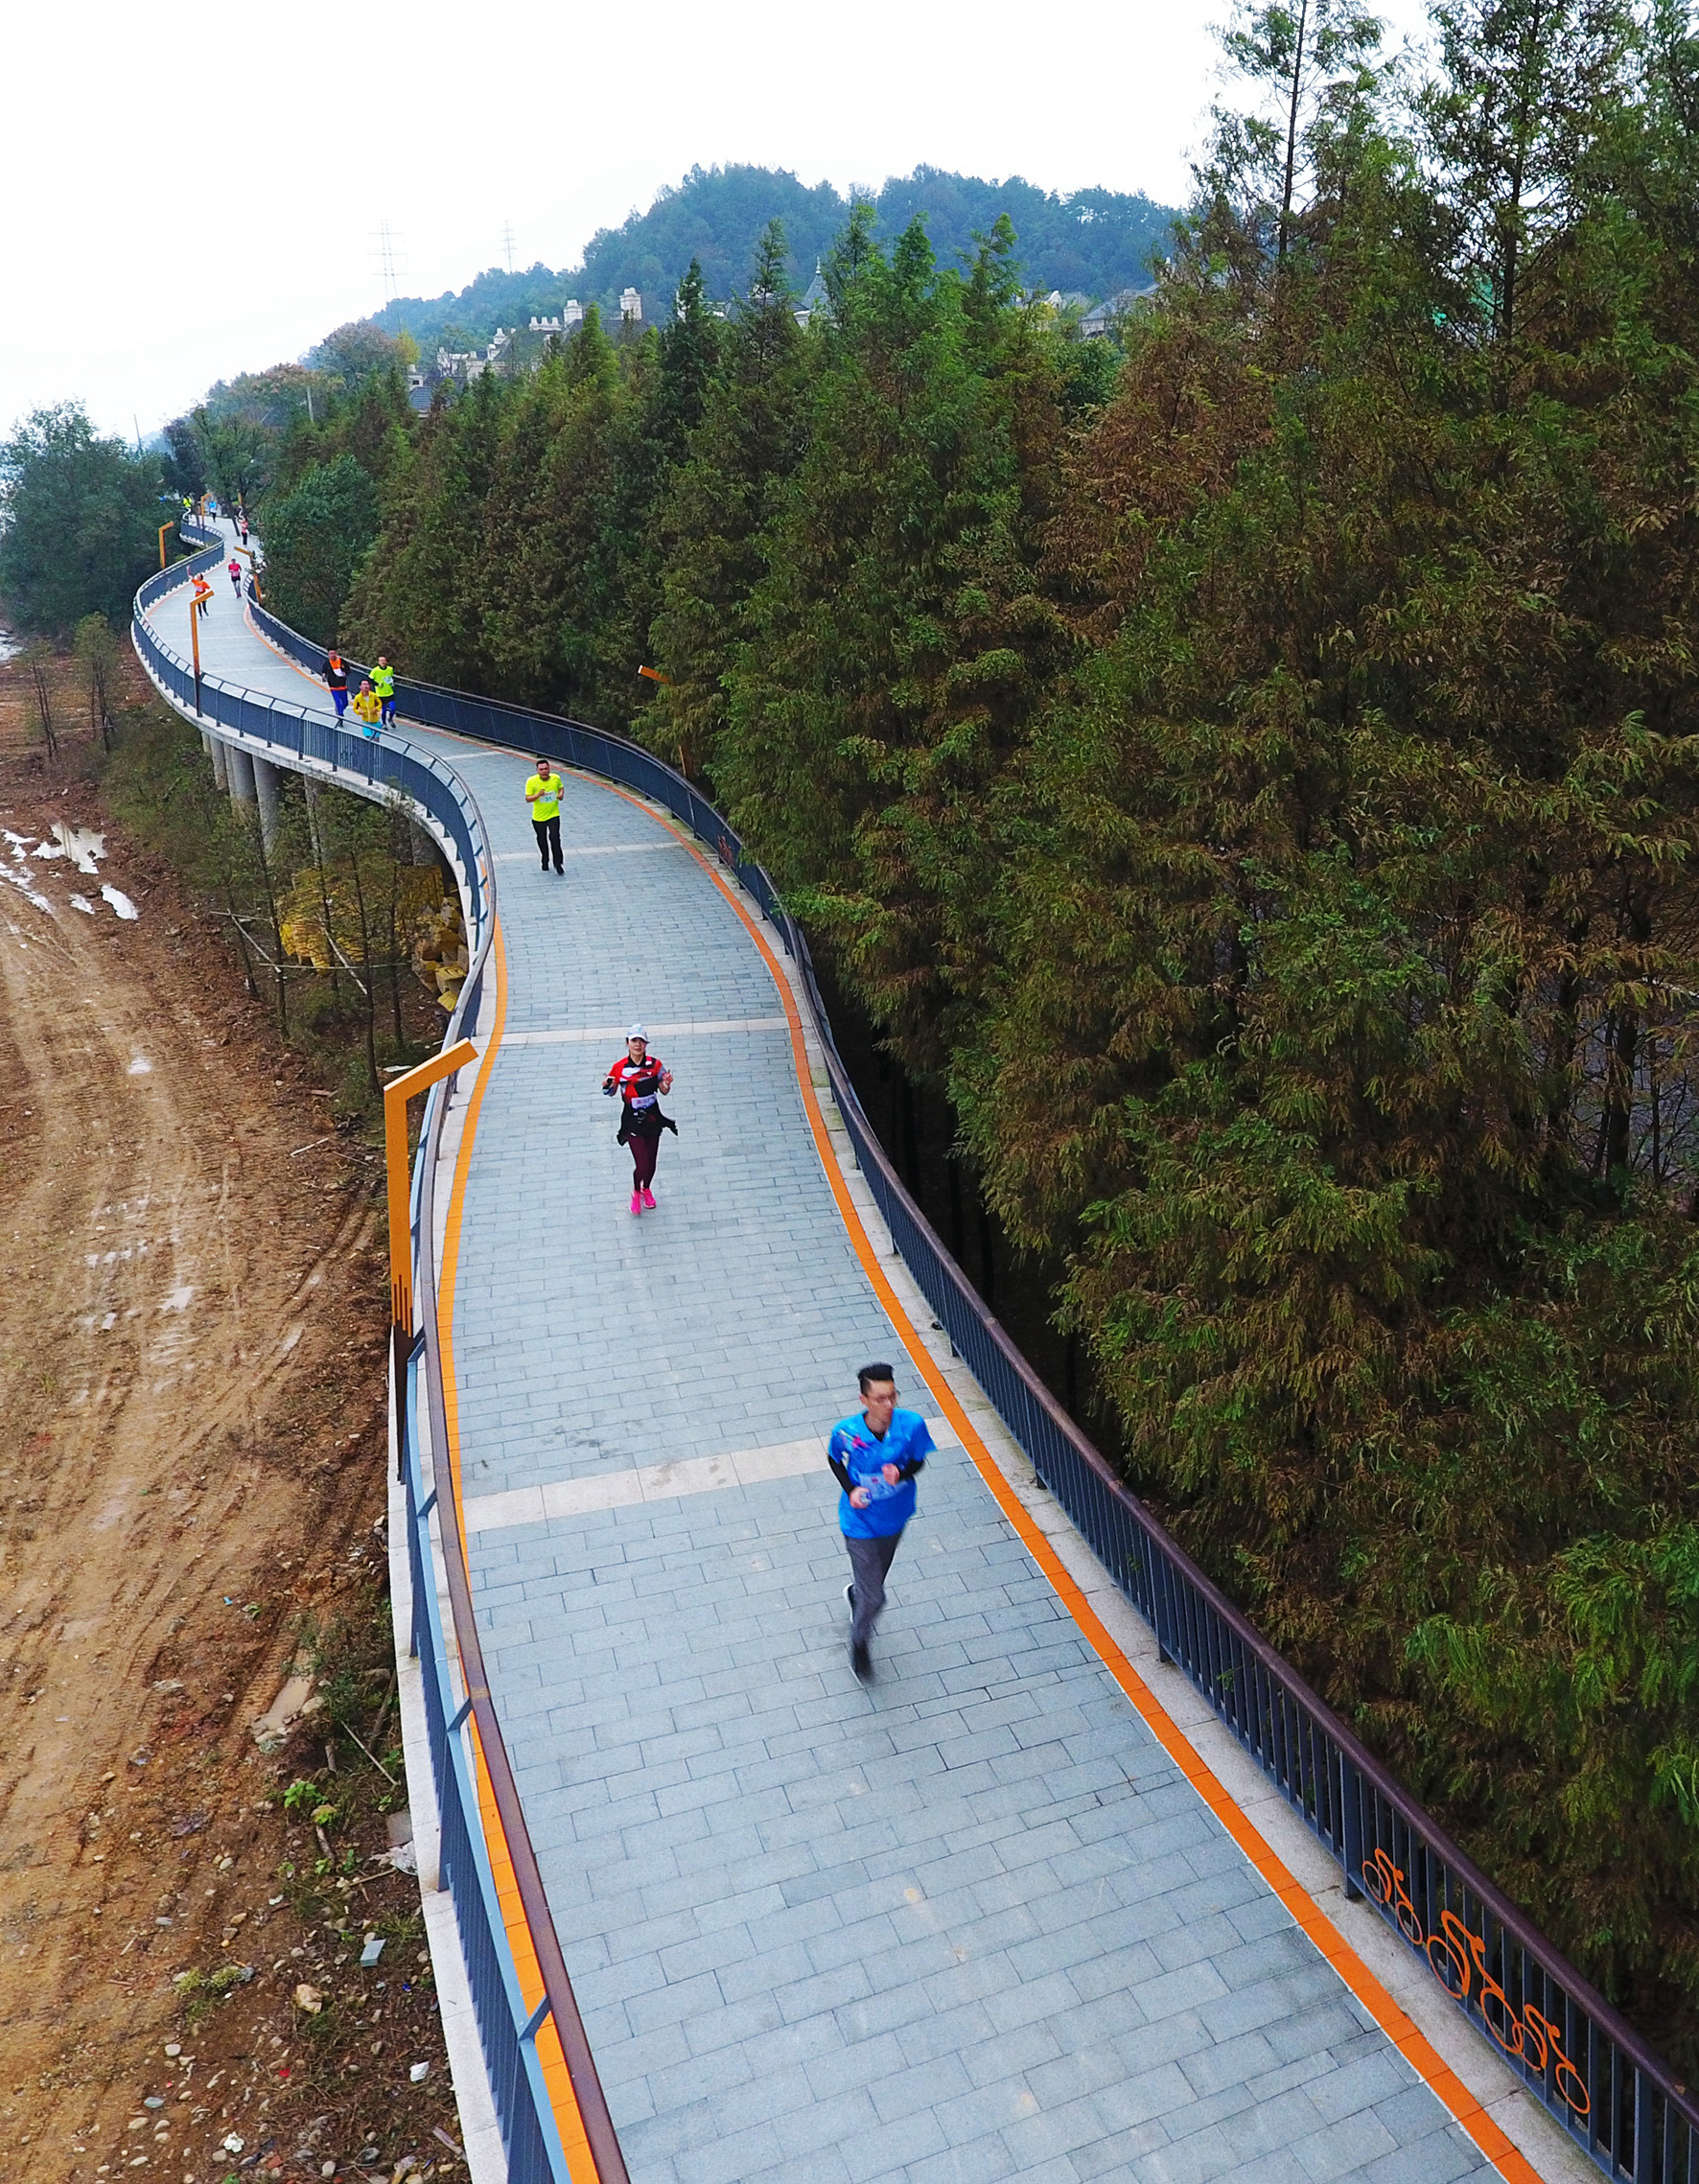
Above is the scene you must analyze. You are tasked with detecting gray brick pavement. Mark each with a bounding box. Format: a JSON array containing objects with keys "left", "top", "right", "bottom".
[{"left": 181, "top": 565, "right": 1499, "bottom": 2183}]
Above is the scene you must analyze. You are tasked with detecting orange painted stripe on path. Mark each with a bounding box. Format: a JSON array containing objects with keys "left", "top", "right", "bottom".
[
  {"left": 667, "top": 838, "right": 1540, "bottom": 2184},
  {"left": 431, "top": 916, "right": 602, "bottom": 2181},
  {"left": 153, "top": 588, "right": 600, "bottom": 2166},
  {"left": 165, "top": 602, "right": 1540, "bottom": 2184}
]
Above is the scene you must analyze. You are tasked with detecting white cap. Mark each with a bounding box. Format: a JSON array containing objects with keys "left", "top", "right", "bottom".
[{"left": 627, "top": 1021, "right": 647, "bottom": 1041}]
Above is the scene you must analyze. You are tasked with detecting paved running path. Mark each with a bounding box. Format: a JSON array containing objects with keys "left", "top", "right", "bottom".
[{"left": 151, "top": 543, "right": 1500, "bottom": 2184}]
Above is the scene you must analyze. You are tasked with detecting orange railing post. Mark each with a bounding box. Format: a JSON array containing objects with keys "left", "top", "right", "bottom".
[{"left": 384, "top": 1040, "right": 477, "bottom": 1334}]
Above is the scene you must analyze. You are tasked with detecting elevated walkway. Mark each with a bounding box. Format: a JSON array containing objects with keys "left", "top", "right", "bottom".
[{"left": 133, "top": 530, "right": 1594, "bottom": 2184}]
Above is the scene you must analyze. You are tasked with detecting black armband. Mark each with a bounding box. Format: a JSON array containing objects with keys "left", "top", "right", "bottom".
[
  {"left": 827, "top": 1456, "right": 855, "bottom": 1496},
  {"left": 896, "top": 1454, "right": 926, "bottom": 1482}
]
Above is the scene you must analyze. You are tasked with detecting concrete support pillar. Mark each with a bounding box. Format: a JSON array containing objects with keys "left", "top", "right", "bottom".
[
  {"left": 304, "top": 779, "right": 324, "bottom": 865},
  {"left": 252, "top": 754, "right": 283, "bottom": 859},
  {"left": 226, "top": 743, "right": 257, "bottom": 810},
  {"left": 208, "top": 736, "right": 229, "bottom": 793},
  {"left": 408, "top": 819, "right": 437, "bottom": 868}
]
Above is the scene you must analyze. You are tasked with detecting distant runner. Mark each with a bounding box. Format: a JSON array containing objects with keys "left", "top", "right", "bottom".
[
  {"left": 524, "top": 758, "right": 565, "bottom": 873},
  {"left": 602, "top": 1025, "right": 675, "bottom": 1217},
  {"left": 324, "top": 651, "right": 349, "bottom": 719},
  {"left": 226, "top": 556, "right": 243, "bottom": 595},
  {"left": 372, "top": 655, "right": 396, "bottom": 728},
  {"left": 827, "top": 1365, "right": 933, "bottom": 1681}
]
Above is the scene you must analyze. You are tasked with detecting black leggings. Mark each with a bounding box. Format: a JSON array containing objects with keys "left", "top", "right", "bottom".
[
  {"left": 533, "top": 814, "right": 562, "bottom": 870},
  {"left": 628, "top": 1128, "right": 661, "bottom": 1189}
]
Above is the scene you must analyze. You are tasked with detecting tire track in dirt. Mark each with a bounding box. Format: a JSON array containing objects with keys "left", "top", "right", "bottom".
[{"left": 0, "top": 778, "right": 407, "bottom": 2172}]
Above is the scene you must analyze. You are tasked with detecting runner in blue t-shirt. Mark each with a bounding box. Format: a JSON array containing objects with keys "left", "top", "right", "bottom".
[{"left": 827, "top": 1363, "right": 934, "bottom": 1682}]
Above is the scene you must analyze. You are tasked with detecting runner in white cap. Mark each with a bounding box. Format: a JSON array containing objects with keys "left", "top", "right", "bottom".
[{"left": 601, "top": 1024, "right": 676, "bottom": 1216}]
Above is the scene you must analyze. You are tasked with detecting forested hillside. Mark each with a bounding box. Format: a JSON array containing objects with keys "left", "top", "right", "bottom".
[
  {"left": 238, "top": 0, "right": 1699, "bottom": 2072},
  {"left": 370, "top": 164, "right": 1176, "bottom": 352}
]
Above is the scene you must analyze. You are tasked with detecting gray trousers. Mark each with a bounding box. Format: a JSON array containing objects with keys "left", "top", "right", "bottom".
[{"left": 846, "top": 1530, "right": 903, "bottom": 1649}]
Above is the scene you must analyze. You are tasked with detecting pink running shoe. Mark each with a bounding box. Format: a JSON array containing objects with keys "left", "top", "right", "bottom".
[
  {"left": 629, "top": 1191, "right": 642, "bottom": 1217},
  {"left": 640, "top": 1187, "right": 656, "bottom": 1210}
]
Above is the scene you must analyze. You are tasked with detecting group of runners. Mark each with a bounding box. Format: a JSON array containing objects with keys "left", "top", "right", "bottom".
[
  {"left": 540, "top": 763, "right": 930, "bottom": 1677},
  {"left": 284, "top": 705, "right": 928, "bottom": 1679},
  {"left": 322, "top": 650, "right": 397, "bottom": 736}
]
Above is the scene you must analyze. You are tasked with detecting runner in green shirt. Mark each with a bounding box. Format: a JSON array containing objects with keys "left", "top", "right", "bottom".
[
  {"left": 524, "top": 759, "right": 565, "bottom": 873},
  {"left": 371, "top": 656, "right": 397, "bottom": 728}
]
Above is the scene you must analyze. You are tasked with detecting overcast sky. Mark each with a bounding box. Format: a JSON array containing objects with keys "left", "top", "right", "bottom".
[{"left": 3, "top": 0, "right": 1433, "bottom": 446}]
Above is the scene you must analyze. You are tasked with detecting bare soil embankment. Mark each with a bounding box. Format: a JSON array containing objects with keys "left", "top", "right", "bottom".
[{"left": 0, "top": 711, "right": 465, "bottom": 2183}]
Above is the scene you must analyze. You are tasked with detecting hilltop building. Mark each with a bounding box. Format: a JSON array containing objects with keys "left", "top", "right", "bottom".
[
  {"left": 794, "top": 265, "right": 828, "bottom": 330},
  {"left": 1080, "top": 284, "right": 1156, "bottom": 338}
]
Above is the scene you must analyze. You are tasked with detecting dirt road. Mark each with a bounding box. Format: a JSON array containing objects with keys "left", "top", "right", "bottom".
[{"left": 0, "top": 751, "right": 457, "bottom": 2180}]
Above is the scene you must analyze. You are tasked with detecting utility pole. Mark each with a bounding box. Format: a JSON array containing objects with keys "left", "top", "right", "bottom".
[
  {"left": 501, "top": 219, "right": 516, "bottom": 273},
  {"left": 377, "top": 220, "right": 401, "bottom": 303}
]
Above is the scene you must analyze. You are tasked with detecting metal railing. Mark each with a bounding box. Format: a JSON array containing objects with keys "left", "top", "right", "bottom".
[
  {"left": 775, "top": 944, "right": 1699, "bottom": 2184},
  {"left": 130, "top": 546, "right": 625, "bottom": 2184},
  {"left": 139, "top": 533, "right": 1699, "bottom": 2183},
  {"left": 398, "top": 1334, "right": 583, "bottom": 2180},
  {"left": 243, "top": 594, "right": 782, "bottom": 922}
]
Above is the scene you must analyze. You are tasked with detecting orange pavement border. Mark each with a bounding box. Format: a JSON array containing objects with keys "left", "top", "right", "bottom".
[
  {"left": 679, "top": 839, "right": 1542, "bottom": 2184},
  {"left": 432, "top": 920, "right": 600, "bottom": 2184},
  {"left": 160, "top": 590, "right": 606, "bottom": 2175},
  {"left": 183, "top": 604, "right": 1545, "bottom": 2182}
]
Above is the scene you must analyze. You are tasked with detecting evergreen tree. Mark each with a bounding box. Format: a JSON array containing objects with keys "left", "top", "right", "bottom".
[
  {"left": 960, "top": 18, "right": 1699, "bottom": 2056},
  {"left": 480, "top": 307, "right": 621, "bottom": 712},
  {"left": 722, "top": 213, "right": 1072, "bottom": 1071},
  {"left": 260, "top": 453, "right": 382, "bottom": 646},
  {"left": 342, "top": 374, "right": 506, "bottom": 685},
  {"left": 591, "top": 260, "right": 721, "bottom": 720},
  {"left": 0, "top": 405, "right": 164, "bottom": 635},
  {"left": 645, "top": 224, "right": 808, "bottom": 777}
]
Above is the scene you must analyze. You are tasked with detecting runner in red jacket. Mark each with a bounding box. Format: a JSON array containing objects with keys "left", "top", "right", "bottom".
[{"left": 602, "top": 1024, "right": 675, "bottom": 1217}]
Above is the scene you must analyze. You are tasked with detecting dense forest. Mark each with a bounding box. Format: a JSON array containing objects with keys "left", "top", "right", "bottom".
[
  {"left": 368, "top": 164, "right": 1176, "bottom": 352},
  {"left": 15, "top": 0, "right": 1699, "bottom": 2075}
]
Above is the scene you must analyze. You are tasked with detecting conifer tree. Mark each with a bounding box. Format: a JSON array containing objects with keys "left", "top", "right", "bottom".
[
  {"left": 722, "top": 213, "right": 1072, "bottom": 1070},
  {"left": 645, "top": 223, "right": 808, "bottom": 778},
  {"left": 477, "top": 307, "right": 620, "bottom": 711},
  {"left": 590, "top": 261, "right": 722, "bottom": 719},
  {"left": 958, "top": 11, "right": 1699, "bottom": 2056},
  {"left": 342, "top": 370, "right": 505, "bottom": 685}
]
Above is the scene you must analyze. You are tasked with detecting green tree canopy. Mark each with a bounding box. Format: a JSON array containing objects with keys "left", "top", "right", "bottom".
[
  {"left": 260, "top": 453, "right": 382, "bottom": 646},
  {"left": 0, "top": 404, "right": 164, "bottom": 635}
]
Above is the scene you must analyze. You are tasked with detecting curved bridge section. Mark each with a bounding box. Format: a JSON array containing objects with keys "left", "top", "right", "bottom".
[{"left": 130, "top": 526, "right": 1693, "bottom": 2184}]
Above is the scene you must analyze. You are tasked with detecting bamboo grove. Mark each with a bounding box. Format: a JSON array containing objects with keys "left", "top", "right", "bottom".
[{"left": 254, "top": 0, "right": 1699, "bottom": 2064}]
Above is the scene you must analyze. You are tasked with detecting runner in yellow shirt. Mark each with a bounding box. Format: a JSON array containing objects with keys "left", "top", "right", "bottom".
[
  {"left": 524, "top": 758, "right": 565, "bottom": 873},
  {"left": 351, "top": 680, "right": 382, "bottom": 737}
]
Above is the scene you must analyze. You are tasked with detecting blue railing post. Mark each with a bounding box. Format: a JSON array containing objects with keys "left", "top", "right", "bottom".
[{"left": 1339, "top": 1754, "right": 1365, "bottom": 1903}]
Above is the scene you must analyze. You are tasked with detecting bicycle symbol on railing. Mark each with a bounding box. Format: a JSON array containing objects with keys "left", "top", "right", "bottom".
[{"left": 1361, "top": 1849, "right": 1590, "bottom": 2117}]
